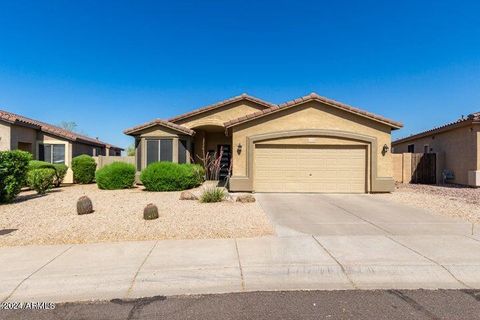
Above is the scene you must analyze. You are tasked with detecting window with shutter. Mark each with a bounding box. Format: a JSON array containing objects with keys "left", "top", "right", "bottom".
[
  {"left": 136, "top": 139, "right": 142, "bottom": 170},
  {"left": 178, "top": 139, "right": 187, "bottom": 164},
  {"left": 44, "top": 145, "right": 52, "bottom": 163},
  {"left": 52, "top": 145, "right": 65, "bottom": 164},
  {"left": 160, "top": 140, "right": 173, "bottom": 161},
  {"left": 146, "top": 140, "right": 159, "bottom": 165}
]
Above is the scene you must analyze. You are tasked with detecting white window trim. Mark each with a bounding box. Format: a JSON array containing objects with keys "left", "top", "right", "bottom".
[{"left": 36, "top": 140, "right": 69, "bottom": 165}]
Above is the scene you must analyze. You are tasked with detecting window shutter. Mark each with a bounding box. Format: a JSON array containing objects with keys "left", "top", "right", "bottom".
[
  {"left": 160, "top": 139, "right": 173, "bottom": 162},
  {"left": 146, "top": 140, "right": 159, "bottom": 165},
  {"left": 190, "top": 142, "right": 195, "bottom": 163},
  {"left": 178, "top": 139, "right": 187, "bottom": 164},
  {"left": 136, "top": 139, "right": 142, "bottom": 171},
  {"left": 38, "top": 144, "right": 45, "bottom": 161},
  {"left": 44, "top": 145, "right": 52, "bottom": 163}
]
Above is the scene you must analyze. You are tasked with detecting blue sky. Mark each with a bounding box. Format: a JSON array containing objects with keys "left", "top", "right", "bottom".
[{"left": 0, "top": 0, "right": 479, "bottom": 148}]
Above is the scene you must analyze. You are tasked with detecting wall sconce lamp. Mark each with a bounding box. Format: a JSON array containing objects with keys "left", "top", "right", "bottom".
[
  {"left": 237, "top": 143, "right": 243, "bottom": 154},
  {"left": 382, "top": 144, "right": 389, "bottom": 156}
]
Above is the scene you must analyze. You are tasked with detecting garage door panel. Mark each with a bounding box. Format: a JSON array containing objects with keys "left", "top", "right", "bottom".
[{"left": 254, "top": 144, "right": 366, "bottom": 193}]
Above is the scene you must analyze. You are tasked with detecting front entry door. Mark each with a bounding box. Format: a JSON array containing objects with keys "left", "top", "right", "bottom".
[{"left": 217, "top": 144, "right": 231, "bottom": 180}]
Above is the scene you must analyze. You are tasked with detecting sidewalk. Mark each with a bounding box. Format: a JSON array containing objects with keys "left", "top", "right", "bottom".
[{"left": 2, "top": 235, "right": 480, "bottom": 303}]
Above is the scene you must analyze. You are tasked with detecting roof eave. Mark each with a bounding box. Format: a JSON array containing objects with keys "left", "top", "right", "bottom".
[
  {"left": 123, "top": 121, "right": 195, "bottom": 136},
  {"left": 392, "top": 119, "right": 475, "bottom": 145},
  {"left": 225, "top": 98, "right": 403, "bottom": 130}
]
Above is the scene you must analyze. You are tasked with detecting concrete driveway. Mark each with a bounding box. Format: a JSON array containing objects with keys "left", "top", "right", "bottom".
[{"left": 256, "top": 193, "right": 474, "bottom": 236}]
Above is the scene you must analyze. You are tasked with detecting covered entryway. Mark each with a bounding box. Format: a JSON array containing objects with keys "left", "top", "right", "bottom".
[{"left": 254, "top": 145, "right": 367, "bottom": 193}]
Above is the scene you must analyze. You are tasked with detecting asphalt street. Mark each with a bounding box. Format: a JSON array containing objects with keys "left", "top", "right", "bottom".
[{"left": 2, "top": 289, "right": 480, "bottom": 320}]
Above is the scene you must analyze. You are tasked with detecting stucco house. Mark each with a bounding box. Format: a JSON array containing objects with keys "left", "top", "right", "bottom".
[
  {"left": 0, "top": 109, "right": 123, "bottom": 183},
  {"left": 392, "top": 112, "right": 480, "bottom": 187},
  {"left": 124, "top": 93, "right": 402, "bottom": 193}
]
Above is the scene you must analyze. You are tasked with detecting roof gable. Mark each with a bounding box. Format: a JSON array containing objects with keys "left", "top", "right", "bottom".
[
  {"left": 224, "top": 93, "right": 403, "bottom": 130},
  {"left": 123, "top": 119, "right": 195, "bottom": 136},
  {"left": 168, "top": 94, "right": 275, "bottom": 123}
]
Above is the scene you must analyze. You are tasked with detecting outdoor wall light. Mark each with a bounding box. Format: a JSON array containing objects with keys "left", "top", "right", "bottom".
[
  {"left": 382, "top": 144, "right": 389, "bottom": 156},
  {"left": 237, "top": 143, "right": 243, "bottom": 154}
]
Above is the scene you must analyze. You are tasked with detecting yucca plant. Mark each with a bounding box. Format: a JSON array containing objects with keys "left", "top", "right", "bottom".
[{"left": 199, "top": 187, "right": 226, "bottom": 203}]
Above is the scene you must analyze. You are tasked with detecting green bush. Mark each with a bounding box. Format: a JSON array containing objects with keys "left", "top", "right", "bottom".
[
  {"left": 96, "top": 162, "right": 136, "bottom": 190},
  {"left": 27, "top": 168, "right": 56, "bottom": 194},
  {"left": 28, "top": 160, "right": 68, "bottom": 187},
  {"left": 71, "top": 155, "right": 97, "bottom": 184},
  {"left": 140, "top": 162, "right": 204, "bottom": 191},
  {"left": 0, "top": 150, "right": 32, "bottom": 203},
  {"left": 200, "top": 187, "right": 226, "bottom": 203},
  {"left": 52, "top": 163, "right": 68, "bottom": 187}
]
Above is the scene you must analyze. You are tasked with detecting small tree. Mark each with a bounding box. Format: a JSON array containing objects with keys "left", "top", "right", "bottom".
[
  {"left": 126, "top": 144, "right": 135, "bottom": 156},
  {"left": 59, "top": 121, "right": 78, "bottom": 132}
]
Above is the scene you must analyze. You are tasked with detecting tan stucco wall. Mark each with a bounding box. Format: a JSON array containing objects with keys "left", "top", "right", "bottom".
[
  {"left": 392, "top": 153, "right": 403, "bottom": 183},
  {"left": 137, "top": 127, "right": 183, "bottom": 138},
  {"left": 393, "top": 124, "right": 479, "bottom": 185},
  {"left": 130, "top": 125, "right": 192, "bottom": 170},
  {"left": 477, "top": 130, "right": 480, "bottom": 169},
  {"left": 174, "top": 100, "right": 267, "bottom": 128},
  {"left": 0, "top": 121, "right": 11, "bottom": 151},
  {"left": 10, "top": 124, "right": 38, "bottom": 156},
  {"left": 230, "top": 100, "right": 393, "bottom": 193},
  {"left": 39, "top": 133, "right": 74, "bottom": 183}
]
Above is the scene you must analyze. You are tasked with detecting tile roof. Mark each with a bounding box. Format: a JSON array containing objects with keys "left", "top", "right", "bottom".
[
  {"left": 392, "top": 112, "right": 480, "bottom": 145},
  {"left": 123, "top": 118, "right": 195, "bottom": 136},
  {"left": 168, "top": 93, "right": 275, "bottom": 123},
  {"left": 0, "top": 109, "right": 123, "bottom": 150},
  {"left": 224, "top": 93, "right": 403, "bottom": 129}
]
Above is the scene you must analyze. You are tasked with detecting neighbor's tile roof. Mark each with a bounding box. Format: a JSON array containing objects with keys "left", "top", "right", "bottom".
[
  {"left": 123, "top": 118, "right": 195, "bottom": 136},
  {"left": 168, "top": 93, "right": 275, "bottom": 123},
  {"left": 0, "top": 109, "right": 123, "bottom": 150},
  {"left": 224, "top": 93, "right": 403, "bottom": 129},
  {"left": 392, "top": 112, "right": 480, "bottom": 145}
]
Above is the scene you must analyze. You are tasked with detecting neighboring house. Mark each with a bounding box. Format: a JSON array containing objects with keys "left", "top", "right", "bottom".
[
  {"left": 0, "top": 109, "right": 123, "bottom": 183},
  {"left": 392, "top": 112, "right": 480, "bottom": 187},
  {"left": 124, "top": 93, "right": 402, "bottom": 193}
]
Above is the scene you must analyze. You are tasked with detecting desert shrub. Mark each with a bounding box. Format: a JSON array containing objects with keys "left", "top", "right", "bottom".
[
  {"left": 140, "top": 162, "right": 204, "bottom": 191},
  {"left": 95, "top": 162, "right": 136, "bottom": 190},
  {"left": 27, "top": 168, "right": 56, "bottom": 194},
  {"left": 52, "top": 163, "right": 68, "bottom": 187},
  {"left": 28, "top": 160, "right": 68, "bottom": 187},
  {"left": 199, "top": 187, "right": 226, "bottom": 203},
  {"left": 0, "top": 150, "right": 32, "bottom": 203},
  {"left": 71, "top": 155, "right": 97, "bottom": 184}
]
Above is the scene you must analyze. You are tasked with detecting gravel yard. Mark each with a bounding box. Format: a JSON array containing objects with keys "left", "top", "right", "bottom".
[
  {"left": 0, "top": 184, "right": 274, "bottom": 247},
  {"left": 378, "top": 183, "right": 480, "bottom": 223}
]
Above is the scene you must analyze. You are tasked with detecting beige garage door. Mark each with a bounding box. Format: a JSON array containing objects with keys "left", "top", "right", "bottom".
[{"left": 254, "top": 144, "right": 367, "bottom": 193}]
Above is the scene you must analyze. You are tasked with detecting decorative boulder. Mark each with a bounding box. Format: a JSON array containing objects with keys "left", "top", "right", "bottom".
[
  {"left": 179, "top": 191, "right": 198, "bottom": 200},
  {"left": 236, "top": 194, "right": 256, "bottom": 203},
  {"left": 77, "top": 196, "right": 93, "bottom": 215},
  {"left": 143, "top": 203, "right": 159, "bottom": 220}
]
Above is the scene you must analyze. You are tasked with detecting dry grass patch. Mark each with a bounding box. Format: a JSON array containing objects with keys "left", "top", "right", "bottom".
[{"left": 0, "top": 184, "right": 274, "bottom": 247}]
